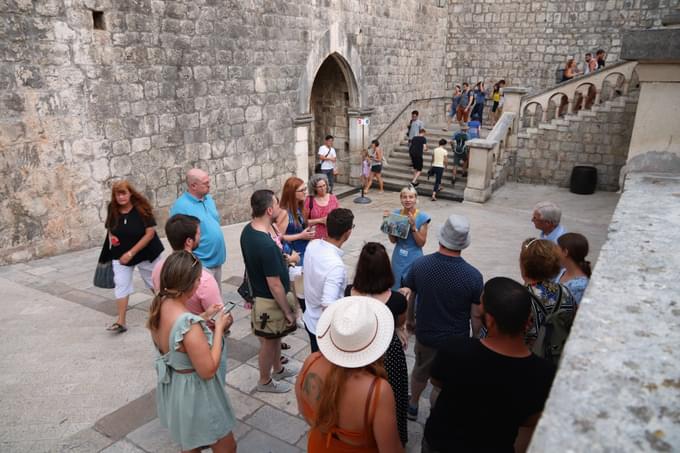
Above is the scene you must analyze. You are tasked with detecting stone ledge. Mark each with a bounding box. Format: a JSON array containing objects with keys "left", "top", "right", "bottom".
[{"left": 528, "top": 172, "right": 680, "bottom": 452}]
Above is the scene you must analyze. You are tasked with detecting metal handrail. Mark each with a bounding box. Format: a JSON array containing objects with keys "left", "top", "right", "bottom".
[{"left": 373, "top": 96, "right": 449, "bottom": 142}]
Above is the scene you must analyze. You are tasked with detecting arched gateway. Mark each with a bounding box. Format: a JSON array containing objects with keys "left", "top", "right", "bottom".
[{"left": 293, "top": 23, "right": 373, "bottom": 186}]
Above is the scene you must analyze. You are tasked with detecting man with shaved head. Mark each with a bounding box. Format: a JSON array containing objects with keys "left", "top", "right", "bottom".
[{"left": 170, "top": 168, "right": 226, "bottom": 291}]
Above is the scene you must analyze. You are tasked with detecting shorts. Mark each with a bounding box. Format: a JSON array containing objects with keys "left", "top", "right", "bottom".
[
  {"left": 112, "top": 257, "right": 159, "bottom": 299},
  {"left": 410, "top": 153, "right": 423, "bottom": 171},
  {"left": 412, "top": 339, "right": 437, "bottom": 382},
  {"left": 251, "top": 292, "right": 299, "bottom": 339},
  {"left": 370, "top": 164, "right": 382, "bottom": 173},
  {"left": 491, "top": 101, "right": 500, "bottom": 113},
  {"left": 453, "top": 148, "right": 468, "bottom": 166},
  {"left": 456, "top": 105, "right": 469, "bottom": 122}
]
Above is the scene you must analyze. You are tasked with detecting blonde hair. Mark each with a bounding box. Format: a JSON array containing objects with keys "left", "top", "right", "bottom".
[
  {"left": 400, "top": 186, "right": 418, "bottom": 199},
  {"left": 147, "top": 251, "right": 202, "bottom": 331}
]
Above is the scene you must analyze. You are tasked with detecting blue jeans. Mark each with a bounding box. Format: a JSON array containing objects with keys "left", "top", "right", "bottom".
[
  {"left": 432, "top": 167, "right": 444, "bottom": 192},
  {"left": 321, "top": 169, "right": 334, "bottom": 193}
]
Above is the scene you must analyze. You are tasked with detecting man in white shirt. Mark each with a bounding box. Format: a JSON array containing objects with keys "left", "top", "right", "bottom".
[
  {"left": 318, "top": 135, "right": 337, "bottom": 193},
  {"left": 303, "top": 208, "right": 354, "bottom": 352}
]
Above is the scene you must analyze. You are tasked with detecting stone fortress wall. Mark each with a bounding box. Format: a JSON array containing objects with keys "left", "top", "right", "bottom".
[
  {"left": 0, "top": 0, "right": 448, "bottom": 263},
  {"left": 1, "top": 0, "right": 677, "bottom": 264},
  {"left": 445, "top": 0, "right": 677, "bottom": 91}
]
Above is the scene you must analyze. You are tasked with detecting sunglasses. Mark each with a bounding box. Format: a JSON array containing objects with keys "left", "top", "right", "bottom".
[{"left": 523, "top": 238, "right": 538, "bottom": 250}]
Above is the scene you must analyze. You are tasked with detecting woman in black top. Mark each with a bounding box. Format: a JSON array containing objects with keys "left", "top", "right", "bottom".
[
  {"left": 345, "top": 242, "right": 409, "bottom": 446},
  {"left": 105, "top": 180, "right": 164, "bottom": 333}
]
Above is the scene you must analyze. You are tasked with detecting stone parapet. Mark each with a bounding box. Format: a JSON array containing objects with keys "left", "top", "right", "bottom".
[{"left": 528, "top": 172, "right": 680, "bottom": 452}]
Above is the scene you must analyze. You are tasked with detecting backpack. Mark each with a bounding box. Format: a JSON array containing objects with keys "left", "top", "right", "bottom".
[
  {"left": 530, "top": 285, "right": 575, "bottom": 365},
  {"left": 453, "top": 132, "right": 468, "bottom": 156}
]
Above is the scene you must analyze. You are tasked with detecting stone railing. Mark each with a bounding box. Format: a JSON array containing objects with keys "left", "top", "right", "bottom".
[
  {"left": 462, "top": 87, "right": 526, "bottom": 203},
  {"left": 520, "top": 61, "right": 638, "bottom": 127}
]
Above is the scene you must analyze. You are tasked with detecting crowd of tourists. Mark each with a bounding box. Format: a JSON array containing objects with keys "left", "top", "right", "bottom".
[{"left": 98, "top": 168, "right": 592, "bottom": 452}]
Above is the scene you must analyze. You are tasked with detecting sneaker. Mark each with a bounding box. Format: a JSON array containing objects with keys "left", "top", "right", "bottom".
[
  {"left": 407, "top": 404, "right": 418, "bottom": 421},
  {"left": 256, "top": 378, "right": 291, "bottom": 393},
  {"left": 411, "top": 181, "right": 420, "bottom": 187},
  {"left": 273, "top": 363, "right": 300, "bottom": 380}
]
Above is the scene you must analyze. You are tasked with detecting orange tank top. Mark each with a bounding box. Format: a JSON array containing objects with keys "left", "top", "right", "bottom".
[{"left": 300, "top": 353, "right": 382, "bottom": 453}]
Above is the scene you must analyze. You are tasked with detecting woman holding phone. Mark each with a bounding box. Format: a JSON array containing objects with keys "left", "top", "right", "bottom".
[{"left": 149, "top": 251, "right": 237, "bottom": 452}]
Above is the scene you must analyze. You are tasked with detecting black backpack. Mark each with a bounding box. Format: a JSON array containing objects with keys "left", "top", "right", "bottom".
[{"left": 530, "top": 285, "right": 576, "bottom": 365}]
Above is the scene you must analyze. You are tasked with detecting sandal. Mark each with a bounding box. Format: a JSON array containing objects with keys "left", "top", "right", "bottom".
[
  {"left": 280, "top": 356, "right": 289, "bottom": 365},
  {"left": 106, "top": 323, "right": 128, "bottom": 333},
  {"left": 281, "top": 342, "right": 291, "bottom": 350}
]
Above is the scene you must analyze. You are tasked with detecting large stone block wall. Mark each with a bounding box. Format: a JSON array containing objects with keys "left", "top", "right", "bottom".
[
  {"left": 0, "top": 0, "right": 448, "bottom": 263},
  {"left": 445, "top": 0, "right": 679, "bottom": 92},
  {"left": 514, "top": 93, "right": 637, "bottom": 191}
]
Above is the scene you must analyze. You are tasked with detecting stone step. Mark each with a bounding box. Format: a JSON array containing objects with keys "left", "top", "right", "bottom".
[{"left": 379, "top": 175, "right": 465, "bottom": 201}]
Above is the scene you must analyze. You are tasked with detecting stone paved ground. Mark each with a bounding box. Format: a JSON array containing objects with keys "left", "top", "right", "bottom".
[{"left": 0, "top": 182, "right": 619, "bottom": 452}]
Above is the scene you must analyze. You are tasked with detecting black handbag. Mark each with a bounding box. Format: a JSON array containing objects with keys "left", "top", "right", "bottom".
[
  {"left": 237, "top": 270, "right": 254, "bottom": 303},
  {"left": 93, "top": 261, "right": 115, "bottom": 289},
  {"left": 93, "top": 235, "right": 115, "bottom": 289}
]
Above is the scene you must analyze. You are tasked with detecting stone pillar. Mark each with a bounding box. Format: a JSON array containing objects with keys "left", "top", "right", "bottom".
[
  {"left": 622, "top": 28, "right": 680, "bottom": 173},
  {"left": 293, "top": 114, "right": 313, "bottom": 180},
  {"left": 463, "top": 138, "right": 496, "bottom": 203},
  {"left": 347, "top": 108, "right": 374, "bottom": 186},
  {"left": 503, "top": 87, "right": 528, "bottom": 148}
]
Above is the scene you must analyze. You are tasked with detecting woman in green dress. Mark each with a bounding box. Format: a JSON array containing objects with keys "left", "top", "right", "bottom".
[{"left": 148, "top": 251, "right": 236, "bottom": 452}]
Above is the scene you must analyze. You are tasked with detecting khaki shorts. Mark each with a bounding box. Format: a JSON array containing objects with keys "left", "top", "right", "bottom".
[
  {"left": 251, "top": 292, "right": 298, "bottom": 339},
  {"left": 412, "top": 339, "right": 438, "bottom": 382}
]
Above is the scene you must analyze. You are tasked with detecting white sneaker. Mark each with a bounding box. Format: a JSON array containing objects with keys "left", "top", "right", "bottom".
[
  {"left": 256, "top": 379, "right": 291, "bottom": 393},
  {"left": 273, "top": 363, "right": 300, "bottom": 380}
]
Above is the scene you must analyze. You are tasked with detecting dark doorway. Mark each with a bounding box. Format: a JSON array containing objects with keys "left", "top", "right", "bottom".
[{"left": 309, "top": 55, "right": 350, "bottom": 183}]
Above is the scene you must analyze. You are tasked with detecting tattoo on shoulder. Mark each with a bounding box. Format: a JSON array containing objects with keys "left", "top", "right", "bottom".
[{"left": 303, "top": 372, "right": 323, "bottom": 402}]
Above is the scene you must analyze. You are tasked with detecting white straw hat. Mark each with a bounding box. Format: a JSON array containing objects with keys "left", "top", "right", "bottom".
[{"left": 316, "top": 296, "right": 395, "bottom": 368}]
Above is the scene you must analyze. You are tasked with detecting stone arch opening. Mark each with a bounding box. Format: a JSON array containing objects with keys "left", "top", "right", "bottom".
[{"left": 309, "top": 54, "right": 354, "bottom": 184}]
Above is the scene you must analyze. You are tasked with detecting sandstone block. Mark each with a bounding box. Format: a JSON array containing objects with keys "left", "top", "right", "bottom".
[{"left": 131, "top": 137, "right": 150, "bottom": 153}]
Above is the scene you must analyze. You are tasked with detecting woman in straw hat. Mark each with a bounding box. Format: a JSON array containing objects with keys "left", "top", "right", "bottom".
[{"left": 295, "top": 296, "right": 404, "bottom": 453}]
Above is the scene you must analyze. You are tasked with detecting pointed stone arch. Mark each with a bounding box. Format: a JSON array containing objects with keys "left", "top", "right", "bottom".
[{"left": 293, "top": 23, "right": 373, "bottom": 184}]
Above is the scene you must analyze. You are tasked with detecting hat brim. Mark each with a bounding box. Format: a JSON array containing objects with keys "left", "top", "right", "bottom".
[{"left": 316, "top": 296, "right": 395, "bottom": 369}]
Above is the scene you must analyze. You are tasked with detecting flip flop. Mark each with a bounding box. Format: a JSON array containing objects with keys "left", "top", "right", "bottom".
[
  {"left": 281, "top": 342, "right": 291, "bottom": 350},
  {"left": 106, "top": 323, "right": 128, "bottom": 333},
  {"left": 280, "top": 356, "right": 289, "bottom": 364}
]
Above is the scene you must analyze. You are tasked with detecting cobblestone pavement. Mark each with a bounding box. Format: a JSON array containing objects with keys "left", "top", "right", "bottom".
[{"left": 0, "top": 183, "right": 619, "bottom": 452}]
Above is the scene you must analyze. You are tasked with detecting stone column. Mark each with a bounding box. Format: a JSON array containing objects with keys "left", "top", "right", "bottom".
[
  {"left": 347, "top": 108, "right": 374, "bottom": 186},
  {"left": 622, "top": 28, "right": 680, "bottom": 173},
  {"left": 463, "top": 138, "right": 496, "bottom": 203},
  {"left": 503, "top": 87, "right": 528, "bottom": 147},
  {"left": 293, "top": 114, "right": 313, "bottom": 180}
]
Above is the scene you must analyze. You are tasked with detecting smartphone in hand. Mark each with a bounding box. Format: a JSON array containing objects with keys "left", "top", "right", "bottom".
[{"left": 210, "top": 302, "right": 237, "bottom": 321}]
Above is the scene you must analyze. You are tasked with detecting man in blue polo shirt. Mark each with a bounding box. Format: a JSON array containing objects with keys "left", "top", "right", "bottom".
[{"left": 170, "top": 168, "right": 226, "bottom": 290}]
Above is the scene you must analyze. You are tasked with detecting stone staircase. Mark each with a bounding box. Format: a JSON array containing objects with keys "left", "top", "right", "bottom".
[
  {"left": 515, "top": 91, "right": 639, "bottom": 190},
  {"left": 382, "top": 125, "right": 488, "bottom": 201}
]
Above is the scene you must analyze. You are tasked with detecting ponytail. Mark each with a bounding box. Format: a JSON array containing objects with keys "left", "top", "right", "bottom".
[
  {"left": 147, "top": 294, "right": 163, "bottom": 331},
  {"left": 579, "top": 260, "right": 592, "bottom": 278}
]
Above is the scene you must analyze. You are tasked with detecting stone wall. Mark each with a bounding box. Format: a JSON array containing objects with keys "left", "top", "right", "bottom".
[
  {"left": 445, "top": 0, "right": 679, "bottom": 92},
  {"left": 514, "top": 92, "right": 637, "bottom": 191},
  {"left": 0, "top": 0, "right": 448, "bottom": 264}
]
